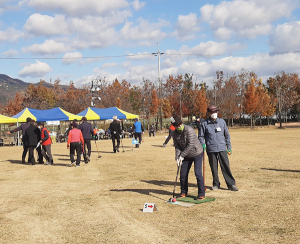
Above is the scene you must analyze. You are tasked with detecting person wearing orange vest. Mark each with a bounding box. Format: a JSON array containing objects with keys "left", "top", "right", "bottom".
[
  {"left": 163, "top": 117, "right": 176, "bottom": 147},
  {"left": 67, "top": 122, "right": 84, "bottom": 167},
  {"left": 37, "top": 122, "right": 53, "bottom": 165}
]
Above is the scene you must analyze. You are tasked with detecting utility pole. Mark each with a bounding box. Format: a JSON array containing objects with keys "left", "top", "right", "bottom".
[{"left": 152, "top": 43, "right": 164, "bottom": 130}]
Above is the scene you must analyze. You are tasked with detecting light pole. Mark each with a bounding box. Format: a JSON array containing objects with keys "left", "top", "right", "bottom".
[
  {"left": 90, "top": 79, "right": 101, "bottom": 107},
  {"left": 152, "top": 43, "right": 164, "bottom": 130}
]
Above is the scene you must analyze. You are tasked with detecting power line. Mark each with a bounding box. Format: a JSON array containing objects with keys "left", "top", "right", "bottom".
[{"left": 0, "top": 51, "right": 299, "bottom": 60}]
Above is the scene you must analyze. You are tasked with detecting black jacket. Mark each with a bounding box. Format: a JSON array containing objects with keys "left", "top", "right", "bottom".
[
  {"left": 24, "top": 125, "right": 41, "bottom": 147},
  {"left": 79, "top": 121, "right": 94, "bottom": 139},
  {"left": 109, "top": 120, "right": 122, "bottom": 137}
]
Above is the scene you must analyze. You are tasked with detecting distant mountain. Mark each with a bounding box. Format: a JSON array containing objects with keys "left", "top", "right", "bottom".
[
  {"left": 0, "top": 74, "right": 29, "bottom": 105},
  {"left": 0, "top": 74, "right": 68, "bottom": 106}
]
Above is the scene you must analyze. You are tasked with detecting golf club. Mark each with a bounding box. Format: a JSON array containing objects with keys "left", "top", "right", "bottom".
[
  {"left": 203, "top": 152, "right": 206, "bottom": 191},
  {"left": 170, "top": 163, "right": 181, "bottom": 202},
  {"left": 120, "top": 138, "right": 125, "bottom": 153},
  {"left": 94, "top": 140, "right": 102, "bottom": 158}
]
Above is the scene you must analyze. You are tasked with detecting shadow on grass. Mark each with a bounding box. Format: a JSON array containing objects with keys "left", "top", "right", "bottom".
[
  {"left": 141, "top": 179, "right": 197, "bottom": 187},
  {"left": 261, "top": 168, "right": 300, "bottom": 173},
  {"left": 151, "top": 145, "right": 164, "bottom": 148},
  {"left": 110, "top": 188, "right": 171, "bottom": 201}
]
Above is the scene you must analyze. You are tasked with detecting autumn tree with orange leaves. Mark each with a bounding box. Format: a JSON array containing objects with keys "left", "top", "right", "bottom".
[{"left": 243, "top": 78, "right": 259, "bottom": 128}]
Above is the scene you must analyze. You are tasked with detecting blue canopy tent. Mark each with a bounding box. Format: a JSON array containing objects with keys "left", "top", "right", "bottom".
[
  {"left": 12, "top": 107, "right": 82, "bottom": 122},
  {"left": 77, "top": 107, "right": 139, "bottom": 120}
]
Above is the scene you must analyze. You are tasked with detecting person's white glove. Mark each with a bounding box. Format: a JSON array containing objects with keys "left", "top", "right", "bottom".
[{"left": 177, "top": 156, "right": 184, "bottom": 167}]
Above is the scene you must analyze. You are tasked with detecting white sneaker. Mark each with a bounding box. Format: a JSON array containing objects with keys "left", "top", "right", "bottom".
[
  {"left": 71, "top": 162, "right": 76, "bottom": 167},
  {"left": 76, "top": 164, "right": 80, "bottom": 167}
]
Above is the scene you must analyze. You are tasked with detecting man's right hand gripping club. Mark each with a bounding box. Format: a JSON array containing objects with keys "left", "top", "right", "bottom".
[{"left": 177, "top": 156, "right": 184, "bottom": 167}]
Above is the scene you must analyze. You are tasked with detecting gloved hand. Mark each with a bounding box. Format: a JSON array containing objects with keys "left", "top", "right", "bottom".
[
  {"left": 177, "top": 156, "right": 184, "bottom": 167},
  {"left": 119, "top": 134, "right": 122, "bottom": 138},
  {"left": 93, "top": 135, "right": 96, "bottom": 139},
  {"left": 227, "top": 149, "right": 232, "bottom": 155},
  {"left": 202, "top": 144, "right": 206, "bottom": 151},
  {"left": 67, "top": 145, "right": 70, "bottom": 149}
]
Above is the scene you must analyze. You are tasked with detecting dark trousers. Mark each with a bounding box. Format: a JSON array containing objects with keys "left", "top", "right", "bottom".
[
  {"left": 70, "top": 142, "right": 82, "bottom": 165},
  {"left": 180, "top": 153, "right": 205, "bottom": 197},
  {"left": 111, "top": 134, "right": 120, "bottom": 151},
  {"left": 28, "top": 146, "right": 43, "bottom": 164},
  {"left": 41, "top": 144, "right": 53, "bottom": 163},
  {"left": 207, "top": 150, "right": 235, "bottom": 188},
  {"left": 83, "top": 138, "right": 91, "bottom": 158},
  {"left": 22, "top": 143, "right": 29, "bottom": 161},
  {"left": 164, "top": 130, "right": 174, "bottom": 145},
  {"left": 134, "top": 133, "right": 142, "bottom": 144},
  {"left": 149, "top": 131, "right": 155, "bottom": 137}
]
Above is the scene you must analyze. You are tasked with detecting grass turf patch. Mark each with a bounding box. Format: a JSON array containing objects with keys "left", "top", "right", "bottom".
[{"left": 176, "top": 195, "right": 215, "bottom": 204}]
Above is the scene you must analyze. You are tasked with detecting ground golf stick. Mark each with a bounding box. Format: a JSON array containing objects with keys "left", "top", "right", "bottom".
[
  {"left": 203, "top": 152, "right": 206, "bottom": 191},
  {"left": 94, "top": 140, "right": 101, "bottom": 158},
  {"left": 120, "top": 138, "right": 125, "bottom": 152},
  {"left": 172, "top": 164, "right": 181, "bottom": 199}
]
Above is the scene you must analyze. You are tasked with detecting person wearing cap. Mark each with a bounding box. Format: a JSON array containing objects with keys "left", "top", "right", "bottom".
[
  {"left": 171, "top": 116, "right": 205, "bottom": 200},
  {"left": 109, "top": 116, "right": 122, "bottom": 153},
  {"left": 79, "top": 117, "right": 94, "bottom": 163},
  {"left": 163, "top": 117, "right": 176, "bottom": 147},
  {"left": 199, "top": 105, "right": 238, "bottom": 191},
  {"left": 67, "top": 122, "right": 84, "bottom": 167},
  {"left": 133, "top": 118, "right": 144, "bottom": 148},
  {"left": 23, "top": 120, "right": 43, "bottom": 165},
  {"left": 7, "top": 117, "right": 31, "bottom": 164},
  {"left": 149, "top": 124, "right": 155, "bottom": 137},
  {"left": 37, "top": 122, "right": 53, "bottom": 165}
]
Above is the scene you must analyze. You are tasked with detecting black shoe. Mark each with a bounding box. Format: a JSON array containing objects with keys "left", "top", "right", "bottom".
[
  {"left": 22, "top": 158, "right": 26, "bottom": 164},
  {"left": 117, "top": 148, "right": 119, "bottom": 152}
]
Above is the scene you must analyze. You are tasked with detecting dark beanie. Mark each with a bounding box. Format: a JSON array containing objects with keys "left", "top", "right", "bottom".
[{"left": 172, "top": 116, "right": 182, "bottom": 127}]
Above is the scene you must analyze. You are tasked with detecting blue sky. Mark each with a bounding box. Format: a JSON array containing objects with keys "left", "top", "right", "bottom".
[{"left": 1, "top": 0, "right": 300, "bottom": 87}]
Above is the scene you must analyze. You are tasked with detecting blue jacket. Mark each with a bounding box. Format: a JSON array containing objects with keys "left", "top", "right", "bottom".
[
  {"left": 133, "top": 121, "right": 143, "bottom": 133},
  {"left": 79, "top": 121, "right": 94, "bottom": 139},
  {"left": 198, "top": 118, "right": 231, "bottom": 153}
]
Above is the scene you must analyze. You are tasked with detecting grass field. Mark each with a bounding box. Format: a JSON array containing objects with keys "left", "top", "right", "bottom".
[{"left": 0, "top": 127, "right": 299, "bottom": 244}]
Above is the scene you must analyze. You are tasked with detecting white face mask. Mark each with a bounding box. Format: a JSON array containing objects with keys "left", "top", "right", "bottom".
[{"left": 210, "top": 113, "right": 218, "bottom": 120}]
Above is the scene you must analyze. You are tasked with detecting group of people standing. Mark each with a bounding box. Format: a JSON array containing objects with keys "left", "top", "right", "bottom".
[
  {"left": 168, "top": 105, "right": 238, "bottom": 201},
  {"left": 8, "top": 118, "right": 53, "bottom": 165}
]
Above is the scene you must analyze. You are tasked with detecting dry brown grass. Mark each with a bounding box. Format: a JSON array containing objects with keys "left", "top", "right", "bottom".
[{"left": 0, "top": 127, "right": 299, "bottom": 244}]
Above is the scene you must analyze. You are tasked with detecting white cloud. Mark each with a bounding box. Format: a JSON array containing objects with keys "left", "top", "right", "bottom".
[
  {"left": 19, "top": 60, "right": 53, "bottom": 77},
  {"left": 62, "top": 52, "right": 82, "bottom": 64},
  {"left": 2, "top": 49, "right": 19, "bottom": 57},
  {"left": 21, "top": 0, "right": 129, "bottom": 17},
  {"left": 24, "top": 14, "right": 69, "bottom": 36},
  {"left": 167, "top": 41, "right": 246, "bottom": 59},
  {"left": 200, "top": 0, "right": 296, "bottom": 39},
  {"left": 120, "top": 18, "right": 169, "bottom": 45},
  {"left": 213, "top": 27, "right": 232, "bottom": 40},
  {"left": 269, "top": 21, "right": 300, "bottom": 53},
  {"left": 0, "top": 27, "right": 23, "bottom": 42},
  {"left": 125, "top": 51, "right": 154, "bottom": 60},
  {"left": 132, "top": 0, "right": 146, "bottom": 10},
  {"left": 172, "top": 13, "right": 200, "bottom": 41},
  {"left": 101, "top": 62, "right": 118, "bottom": 68},
  {"left": 22, "top": 39, "right": 70, "bottom": 55}
]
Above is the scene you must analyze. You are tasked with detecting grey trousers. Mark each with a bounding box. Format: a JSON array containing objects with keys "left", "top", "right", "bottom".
[
  {"left": 207, "top": 150, "right": 236, "bottom": 188},
  {"left": 41, "top": 144, "right": 53, "bottom": 163}
]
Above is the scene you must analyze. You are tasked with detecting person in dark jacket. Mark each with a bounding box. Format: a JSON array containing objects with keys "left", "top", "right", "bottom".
[
  {"left": 23, "top": 120, "right": 43, "bottom": 165},
  {"left": 133, "top": 118, "right": 144, "bottom": 148},
  {"left": 37, "top": 122, "right": 53, "bottom": 165},
  {"left": 172, "top": 116, "right": 205, "bottom": 200},
  {"left": 7, "top": 117, "right": 31, "bottom": 164},
  {"left": 149, "top": 124, "right": 155, "bottom": 137},
  {"left": 199, "top": 105, "right": 238, "bottom": 191},
  {"left": 109, "top": 116, "right": 122, "bottom": 153},
  {"left": 79, "top": 117, "right": 94, "bottom": 163}
]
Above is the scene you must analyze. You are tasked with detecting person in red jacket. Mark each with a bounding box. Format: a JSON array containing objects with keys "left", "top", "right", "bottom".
[
  {"left": 67, "top": 122, "right": 84, "bottom": 167},
  {"left": 37, "top": 122, "right": 53, "bottom": 165},
  {"left": 163, "top": 117, "right": 176, "bottom": 147}
]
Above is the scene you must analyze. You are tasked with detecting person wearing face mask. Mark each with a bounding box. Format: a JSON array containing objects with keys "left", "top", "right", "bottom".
[
  {"left": 171, "top": 116, "right": 205, "bottom": 200},
  {"left": 199, "top": 105, "right": 238, "bottom": 191}
]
